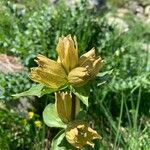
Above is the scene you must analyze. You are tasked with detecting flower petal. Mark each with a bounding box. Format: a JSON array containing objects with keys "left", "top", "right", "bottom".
[
  {"left": 91, "top": 57, "right": 104, "bottom": 77},
  {"left": 55, "top": 92, "right": 80, "bottom": 123},
  {"left": 68, "top": 67, "right": 90, "bottom": 87},
  {"left": 30, "top": 55, "right": 67, "bottom": 89},
  {"left": 79, "top": 48, "right": 96, "bottom": 66},
  {"left": 79, "top": 48, "right": 104, "bottom": 78},
  {"left": 65, "top": 121, "right": 101, "bottom": 149},
  {"left": 56, "top": 35, "right": 78, "bottom": 73}
]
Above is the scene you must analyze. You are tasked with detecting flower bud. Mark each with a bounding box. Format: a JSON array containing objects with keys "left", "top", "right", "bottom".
[
  {"left": 65, "top": 121, "right": 101, "bottom": 149},
  {"left": 55, "top": 92, "right": 80, "bottom": 123},
  {"left": 56, "top": 35, "right": 78, "bottom": 73},
  {"left": 68, "top": 67, "right": 90, "bottom": 87},
  {"left": 30, "top": 54, "right": 67, "bottom": 89}
]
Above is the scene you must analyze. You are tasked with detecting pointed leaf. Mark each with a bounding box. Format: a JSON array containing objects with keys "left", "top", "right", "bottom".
[
  {"left": 70, "top": 86, "right": 89, "bottom": 107},
  {"left": 12, "top": 84, "right": 68, "bottom": 98},
  {"left": 97, "top": 69, "right": 113, "bottom": 77},
  {"left": 51, "top": 130, "right": 77, "bottom": 150},
  {"left": 51, "top": 130, "right": 66, "bottom": 150},
  {"left": 43, "top": 103, "right": 66, "bottom": 128},
  {"left": 12, "top": 84, "right": 44, "bottom": 98}
]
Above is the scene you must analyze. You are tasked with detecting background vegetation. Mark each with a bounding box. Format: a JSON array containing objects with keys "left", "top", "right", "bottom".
[{"left": 0, "top": 0, "right": 149, "bottom": 149}]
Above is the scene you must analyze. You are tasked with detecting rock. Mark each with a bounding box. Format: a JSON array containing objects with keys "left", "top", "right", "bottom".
[
  {"left": 88, "top": 0, "right": 106, "bottom": 11},
  {"left": 136, "top": 5, "right": 144, "bottom": 14},
  {"left": 7, "top": 97, "right": 35, "bottom": 117},
  {"left": 0, "top": 54, "right": 24, "bottom": 74},
  {"left": 138, "top": 0, "right": 150, "bottom": 7},
  {"left": 117, "top": 8, "right": 130, "bottom": 17},
  {"left": 141, "top": 43, "right": 150, "bottom": 51},
  {"left": 128, "top": 1, "right": 139, "bottom": 14},
  {"left": 136, "top": 13, "right": 145, "bottom": 20},
  {"left": 106, "top": 14, "right": 129, "bottom": 32},
  {"left": 17, "top": 97, "right": 34, "bottom": 114},
  {"left": 48, "top": 0, "right": 106, "bottom": 11},
  {"left": 145, "top": 5, "right": 150, "bottom": 16}
]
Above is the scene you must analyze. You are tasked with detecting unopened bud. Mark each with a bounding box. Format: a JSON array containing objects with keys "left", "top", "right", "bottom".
[{"left": 55, "top": 92, "right": 80, "bottom": 123}]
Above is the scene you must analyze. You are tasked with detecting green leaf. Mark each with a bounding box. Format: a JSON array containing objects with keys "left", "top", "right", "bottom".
[
  {"left": 42, "top": 85, "right": 68, "bottom": 95},
  {"left": 12, "top": 84, "right": 44, "bottom": 98},
  {"left": 43, "top": 103, "right": 67, "bottom": 128},
  {"left": 70, "top": 86, "right": 89, "bottom": 107},
  {"left": 51, "top": 130, "right": 66, "bottom": 150},
  {"left": 12, "top": 84, "right": 58, "bottom": 98},
  {"left": 96, "top": 70, "right": 113, "bottom": 87},
  {"left": 41, "top": 86, "right": 58, "bottom": 96},
  {"left": 12, "top": 84, "right": 68, "bottom": 98},
  {"left": 76, "top": 110, "right": 87, "bottom": 120},
  {"left": 0, "top": 86, "right": 5, "bottom": 98},
  {"left": 97, "top": 69, "right": 113, "bottom": 77},
  {"left": 51, "top": 130, "right": 77, "bottom": 150}
]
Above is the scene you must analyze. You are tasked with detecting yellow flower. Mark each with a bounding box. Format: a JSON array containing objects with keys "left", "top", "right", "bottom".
[
  {"left": 30, "top": 35, "right": 104, "bottom": 88},
  {"left": 56, "top": 35, "right": 78, "bottom": 73},
  {"left": 68, "top": 67, "right": 90, "bottom": 87},
  {"left": 55, "top": 92, "right": 80, "bottom": 123},
  {"left": 34, "top": 120, "right": 42, "bottom": 128},
  {"left": 28, "top": 111, "right": 34, "bottom": 119},
  {"left": 79, "top": 48, "right": 104, "bottom": 78},
  {"left": 68, "top": 48, "right": 104, "bottom": 87},
  {"left": 65, "top": 121, "right": 101, "bottom": 149},
  {"left": 30, "top": 54, "right": 68, "bottom": 89}
]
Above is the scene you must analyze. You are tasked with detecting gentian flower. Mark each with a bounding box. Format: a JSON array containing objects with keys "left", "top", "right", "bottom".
[
  {"left": 55, "top": 92, "right": 80, "bottom": 123},
  {"left": 30, "top": 35, "right": 104, "bottom": 88},
  {"left": 30, "top": 54, "right": 68, "bottom": 89},
  {"left": 65, "top": 121, "right": 101, "bottom": 149}
]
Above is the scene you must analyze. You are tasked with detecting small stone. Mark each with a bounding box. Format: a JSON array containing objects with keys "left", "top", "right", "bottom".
[
  {"left": 0, "top": 54, "right": 24, "bottom": 74},
  {"left": 117, "top": 8, "right": 129, "bottom": 17},
  {"left": 128, "top": 1, "right": 139, "bottom": 13},
  {"left": 106, "top": 15, "right": 129, "bottom": 32},
  {"left": 145, "top": 5, "right": 150, "bottom": 16},
  {"left": 136, "top": 6, "right": 144, "bottom": 14},
  {"left": 136, "top": 13, "right": 145, "bottom": 20}
]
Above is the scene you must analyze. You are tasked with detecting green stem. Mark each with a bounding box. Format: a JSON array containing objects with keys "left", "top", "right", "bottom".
[
  {"left": 134, "top": 87, "right": 141, "bottom": 130},
  {"left": 92, "top": 85, "right": 124, "bottom": 145},
  {"left": 124, "top": 98, "right": 132, "bottom": 128},
  {"left": 114, "top": 91, "right": 124, "bottom": 149}
]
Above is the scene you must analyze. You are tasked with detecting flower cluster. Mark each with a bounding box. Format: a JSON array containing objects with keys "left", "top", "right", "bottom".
[
  {"left": 30, "top": 35, "right": 104, "bottom": 149},
  {"left": 30, "top": 35, "right": 104, "bottom": 88}
]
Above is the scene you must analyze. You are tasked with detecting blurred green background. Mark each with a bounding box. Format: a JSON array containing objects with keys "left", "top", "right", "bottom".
[{"left": 0, "top": 0, "right": 150, "bottom": 149}]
